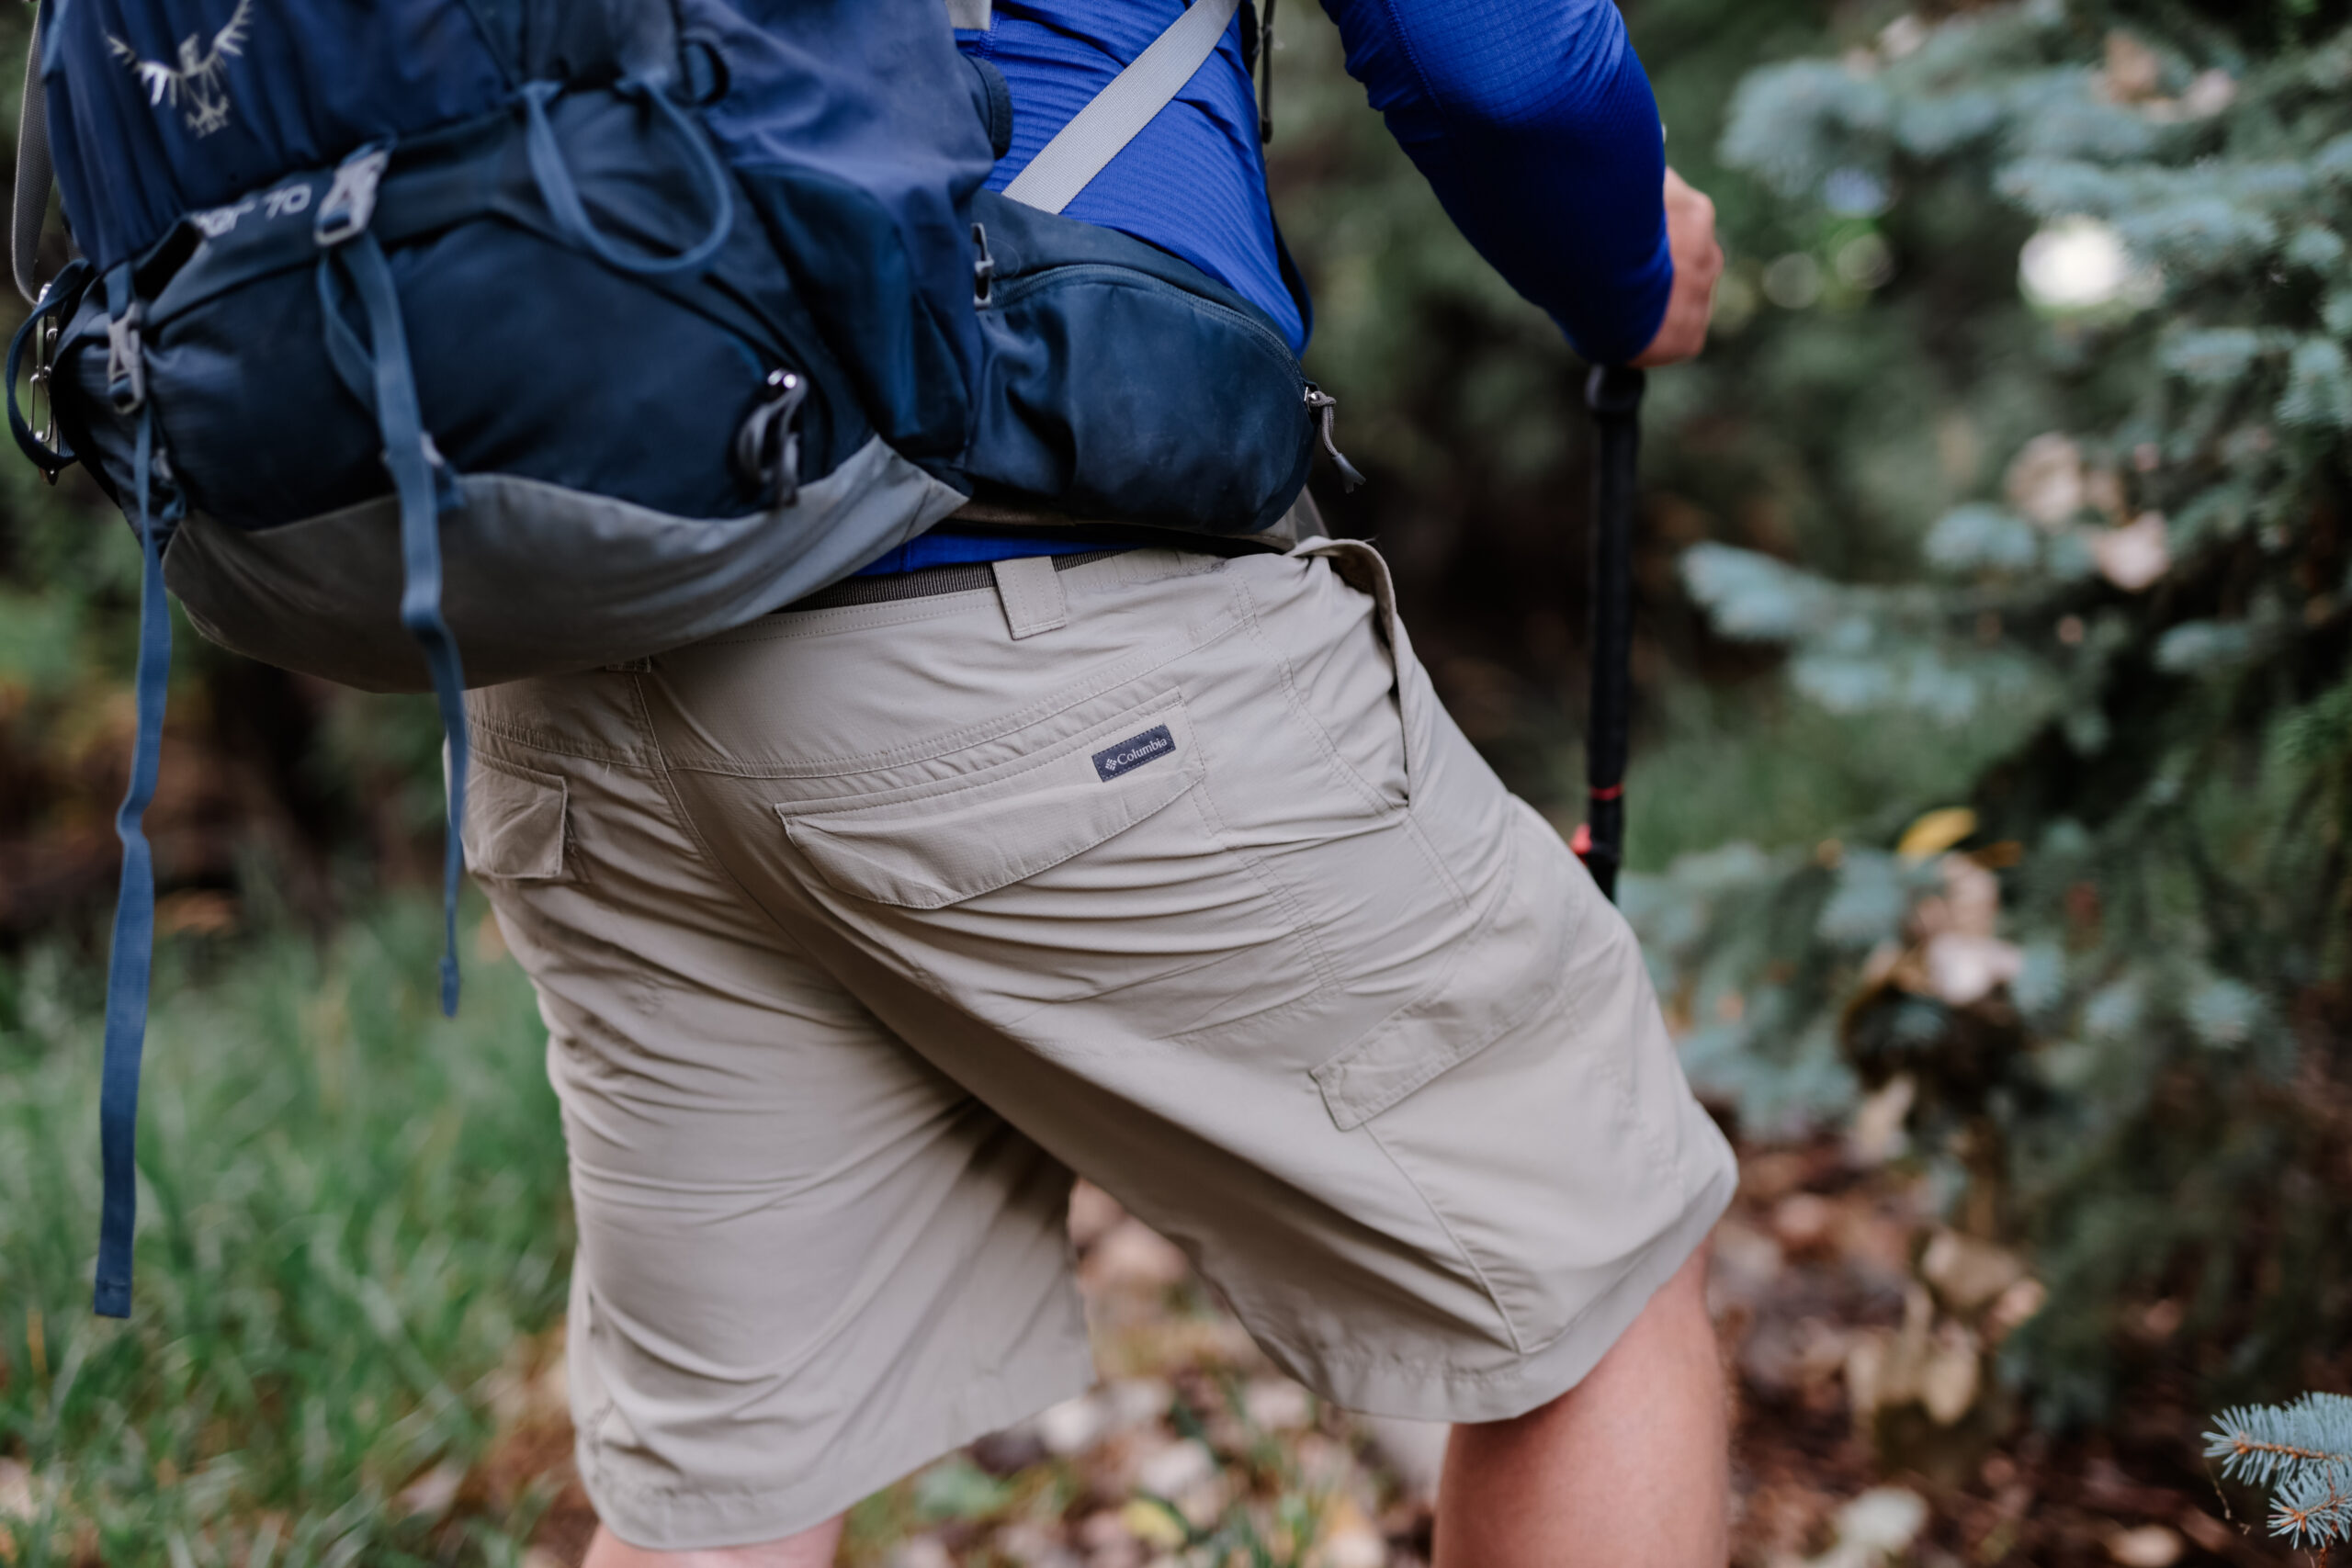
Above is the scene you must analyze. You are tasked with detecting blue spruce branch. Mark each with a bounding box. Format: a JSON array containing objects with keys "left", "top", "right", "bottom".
[{"left": 2207, "top": 1394, "right": 2352, "bottom": 1547}]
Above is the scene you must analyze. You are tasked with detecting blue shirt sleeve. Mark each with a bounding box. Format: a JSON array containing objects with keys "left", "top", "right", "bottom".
[{"left": 1318, "top": 0, "right": 1672, "bottom": 366}]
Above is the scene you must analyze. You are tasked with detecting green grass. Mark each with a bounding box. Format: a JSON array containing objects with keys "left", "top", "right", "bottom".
[{"left": 0, "top": 900, "right": 571, "bottom": 1566}]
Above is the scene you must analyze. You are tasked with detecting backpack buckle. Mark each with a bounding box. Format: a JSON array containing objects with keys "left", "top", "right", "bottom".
[
  {"left": 105, "top": 301, "right": 145, "bottom": 414},
  {"left": 315, "top": 146, "right": 392, "bottom": 247},
  {"left": 971, "top": 222, "right": 995, "bottom": 307},
  {"left": 733, "top": 367, "right": 808, "bottom": 508}
]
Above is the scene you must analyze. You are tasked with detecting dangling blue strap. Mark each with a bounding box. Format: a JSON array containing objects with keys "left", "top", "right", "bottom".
[
  {"left": 94, "top": 262, "right": 170, "bottom": 1318},
  {"left": 327, "top": 230, "right": 469, "bottom": 1016}
]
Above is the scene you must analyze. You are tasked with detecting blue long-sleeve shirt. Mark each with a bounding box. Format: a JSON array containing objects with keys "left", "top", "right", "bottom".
[
  {"left": 966, "top": 0, "right": 1671, "bottom": 363},
  {"left": 860, "top": 0, "right": 1669, "bottom": 573}
]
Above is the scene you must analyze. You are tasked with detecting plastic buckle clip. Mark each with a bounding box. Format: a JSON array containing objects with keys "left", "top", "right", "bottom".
[
  {"left": 971, "top": 222, "right": 995, "bottom": 307},
  {"left": 104, "top": 301, "right": 144, "bottom": 415},
  {"left": 315, "top": 146, "right": 392, "bottom": 248}
]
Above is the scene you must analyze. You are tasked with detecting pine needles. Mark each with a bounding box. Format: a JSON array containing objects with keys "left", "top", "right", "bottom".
[{"left": 2207, "top": 1394, "right": 2352, "bottom": 1547}]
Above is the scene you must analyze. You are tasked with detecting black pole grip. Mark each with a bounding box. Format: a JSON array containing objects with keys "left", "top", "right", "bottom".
[{"left": 1582, "top": 364, "right": 1645, "bottom": 903}]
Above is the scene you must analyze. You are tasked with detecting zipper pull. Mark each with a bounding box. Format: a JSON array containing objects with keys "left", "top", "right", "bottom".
[{"left": 1304, "top": 384, "right": 1365, "bottom": 492}]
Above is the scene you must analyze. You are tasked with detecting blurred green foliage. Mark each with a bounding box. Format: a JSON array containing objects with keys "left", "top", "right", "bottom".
[
  {"left": 0, "top": 903, "right": 569, "bottom": 1563},
  {"left": 1628, "top": 0, "right": 2352, "bottom": 1424}
]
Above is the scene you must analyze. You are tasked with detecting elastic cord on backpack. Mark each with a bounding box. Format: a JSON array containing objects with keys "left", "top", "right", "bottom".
[
  {"left": 519, "top": 78, "right": 733, "bottom": 277},
  {"left": 94, "top": 262, "right": 173, "bottom": 1319}
]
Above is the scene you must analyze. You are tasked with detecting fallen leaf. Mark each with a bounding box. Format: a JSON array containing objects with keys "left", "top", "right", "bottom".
[
  {"left": 2006, "top": 434, "right": 2086, "bottom": 528},
  {"left": 1242, "top": 1378, "right": 1314, "bottom": 1431},
  {"left": 888, "top": 1540, "right": 956, "bottom": 1568},
  {"left": 1922, "top": 933, "right": 2022, "bottom": 1007},
  {"left": 2099, "top": 31, "right": 2163, "bottom": 101},
  {"left": 2106, "top": 1524, "right": 2183, "bottom": 1567},
  {"left": 1919, "top": 1324, "right": 1981, "bottom": 1426},
  {"left": 1897, "top": 808, "right": 1978, "bottom": 862},
  {"left": 394, "top": 1461, "right": 467, "bottom": 1518},
  {"left": 1134, "top": 1438, "right": 1216, "bottom": 1500},
  {"left": 0, "top": 1461, "right": 30, "bottom": 1520},
  {"left": 1920, "top": 1231, "right": 2028, "bottom": 1314},
  {"left": 1849, "top": 1076, "right": 1916, "bottom": 1165},
  {"left": 1086, "top": 1220, "right": 1192, "bottom": 1292},
  {"left": 1120, "top": 1497, "right": 1189, "bottom": 1551},
  {"left": 2090, "top": 513, "right": 2170, "bottom": 592},
  {"left": 1770, "top": 1192, "right": 1839, "bottom": 1256}
]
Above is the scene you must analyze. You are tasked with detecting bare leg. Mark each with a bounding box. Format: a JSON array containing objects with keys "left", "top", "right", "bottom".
[
  {"left": 1433, "top": 1244, "right": 1726, "bottom": 1567},
  {"left": 581, "top": 1516, "right": 845, "bottom": 1568}
]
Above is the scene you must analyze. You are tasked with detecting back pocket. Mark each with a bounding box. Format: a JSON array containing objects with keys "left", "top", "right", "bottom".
[
  {"left": 782, "top": 706, "right": 1201, "bottom": 910},
  {"left": 775, "top": 693, "right": 1337, "bottom": 1055},
  {"left": 462, "top": 755, "right": 572, "bottom": 882}
]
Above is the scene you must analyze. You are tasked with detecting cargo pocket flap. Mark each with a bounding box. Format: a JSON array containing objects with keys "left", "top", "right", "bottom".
[
  {"left": 462, "top": 756, "right": 570, "bottom": 881},
  {"left": 1311, "top": 808, "right": 1584, "bottom": 1130},
  {"left": 781, "top": 712, "right": 1199, "bottom": 910}
]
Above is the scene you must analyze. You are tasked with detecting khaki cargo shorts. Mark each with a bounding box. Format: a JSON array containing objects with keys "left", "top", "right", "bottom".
[{"left": 463, "top": 540, "right": 1736, "bottom": 1550}]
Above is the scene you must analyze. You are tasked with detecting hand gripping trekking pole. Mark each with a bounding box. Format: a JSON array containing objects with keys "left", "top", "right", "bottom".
[{"left": 1577, "top": 364, "right": 1645, "bottom": 904}]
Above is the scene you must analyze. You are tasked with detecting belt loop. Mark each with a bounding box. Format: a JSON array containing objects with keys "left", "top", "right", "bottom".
[{"left": 991, "top": 556, "right": 1069, "bottom": 640}]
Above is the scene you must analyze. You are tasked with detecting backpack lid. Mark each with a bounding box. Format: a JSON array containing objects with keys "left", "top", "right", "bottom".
[{"left": 37, "top": 0, "right": 673, "bottom": 273}]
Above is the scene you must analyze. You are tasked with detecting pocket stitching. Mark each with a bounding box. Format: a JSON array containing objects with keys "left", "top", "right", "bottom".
[
  {"left": 1310, "top": 846, "right": 1554, "bottom": 1130},
  {"left": 1241, "top": 578, "right": 1399, "bottom": 822},
  {"left": 1170, "top": 730, "right": 1343, "bottom": 992},
  {"left": 775, "top": 692, "right": 1200, "bottom": 909},
  {"left": 781, "top": 763, "right": 1199, "bottom": 910}
]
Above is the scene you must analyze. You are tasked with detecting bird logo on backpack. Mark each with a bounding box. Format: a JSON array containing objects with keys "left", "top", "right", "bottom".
[{"left": 106, "top": 0, "right": 253, "bottom": 138}]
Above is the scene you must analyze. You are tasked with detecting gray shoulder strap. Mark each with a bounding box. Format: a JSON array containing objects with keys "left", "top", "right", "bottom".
[
  {"left": 1001, "top": 0, "right": 1239, "bottom": 215},
  {"left": 946, "top": 0, "right": 992, "bottom": 29},
  {"left": 15, "top": 9, "right": 53, "bottom": 305}
]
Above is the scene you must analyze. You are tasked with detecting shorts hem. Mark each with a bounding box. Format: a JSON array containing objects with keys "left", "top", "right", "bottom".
[
  {"left": 582, "top": 1339, "right": 1099, "bottom": 1552},
  {"left": 1298, "top": 1121, "right": 1736, "bottom": 1425}
]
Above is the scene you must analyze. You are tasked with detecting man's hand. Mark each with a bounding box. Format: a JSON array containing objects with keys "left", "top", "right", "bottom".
[{"left": 1632, "top": 168, "right": 1722, "bottom": 367}]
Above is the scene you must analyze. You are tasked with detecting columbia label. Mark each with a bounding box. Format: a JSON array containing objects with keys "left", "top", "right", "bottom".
[{"left": 1091, "top": 724, "right": 1177, "bottom": 782}]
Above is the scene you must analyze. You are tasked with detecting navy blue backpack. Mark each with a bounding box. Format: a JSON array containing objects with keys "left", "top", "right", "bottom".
[{"left": 6, "top": 0, "right": 1340, "bottom": 1316}]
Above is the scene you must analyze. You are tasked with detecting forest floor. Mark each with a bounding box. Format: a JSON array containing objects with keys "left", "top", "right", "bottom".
[
  {"left": 490, "top": 1136, "right": 2295, "bottom": 1568},
  {"left": 0, "top": 908, "right": 2305, "bottom": 1566}
]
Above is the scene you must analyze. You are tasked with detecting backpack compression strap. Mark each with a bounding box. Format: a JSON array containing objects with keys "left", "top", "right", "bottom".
[{"left": 1000, "top": 0, "right": 1242, "bottom": 215}]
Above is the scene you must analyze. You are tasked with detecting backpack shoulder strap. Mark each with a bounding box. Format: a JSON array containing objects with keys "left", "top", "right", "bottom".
[
  {"left": 15, "top": 9, "right": 53, "bottom": 305},
  {"left": 1001, "top": 0, "right": 1240, "bottom": 216}
]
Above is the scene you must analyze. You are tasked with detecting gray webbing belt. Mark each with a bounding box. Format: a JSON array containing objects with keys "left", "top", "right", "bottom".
[{"left": 1000, "top": 0, "right": 1242, "bottom": 215}]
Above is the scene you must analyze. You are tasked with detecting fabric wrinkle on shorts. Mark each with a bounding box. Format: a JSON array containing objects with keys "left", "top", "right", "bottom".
[{"left": 461, "top": 540, "right": 1737, "bottom": 1551}]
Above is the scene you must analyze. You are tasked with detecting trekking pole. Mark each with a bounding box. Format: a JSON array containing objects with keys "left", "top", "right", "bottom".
[{"left": 1577, "top": 364, "right": 1645, "bottom": 904}]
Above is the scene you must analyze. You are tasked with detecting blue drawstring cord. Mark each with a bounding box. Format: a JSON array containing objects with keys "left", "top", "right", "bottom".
[
  {"left": 519, "top": 77, "right": 733, "bottom": 276},
  {"left": 94, "top": 389, "right": 171, "bottom": 1321}
]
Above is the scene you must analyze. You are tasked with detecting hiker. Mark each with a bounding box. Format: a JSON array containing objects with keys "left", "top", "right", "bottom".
[
  {"left": 480, "top": 5, "right": 1729, "bottom": 1564},
  {"left": 17, "top": 0, "right": 1725, "bottom": 1559}
]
